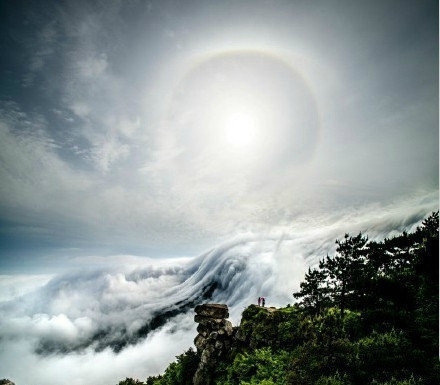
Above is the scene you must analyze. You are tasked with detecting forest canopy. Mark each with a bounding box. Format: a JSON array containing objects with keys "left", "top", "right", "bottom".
[{"left": 121, "top": 212, "right": 439, "bottom": 385}]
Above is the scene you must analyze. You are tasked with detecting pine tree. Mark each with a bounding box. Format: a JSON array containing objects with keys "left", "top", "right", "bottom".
[
  {"left": 324, "top": 233, "right": 369, "bottom": 315},
  {"left": 293, "top": 264, "right": 330, "bottom": 314}
]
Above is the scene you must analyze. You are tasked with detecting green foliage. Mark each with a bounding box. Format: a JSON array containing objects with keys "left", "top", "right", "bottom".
[
  {"left": 315, "top": 374, "right": 352, "bottom": 385},
  {"left": 118, "top": 212, "right": 439, "bottom": 385},
  {"left": 145, "top": 349, "right": 199, "bottom": 385},
  {"left": 118, "top": 379, "right": 145, "bottom": 385},
  {"left": 371, "top": 377, "right": 424, "bottom": 385},
  {"left": 238, "top": 305, "right": 310, "bottom": 350},
  {"left": 356, "top": 330, "right": 413, "bottom": 381},
  {"left": 293, "top": 267, "right": 331, "bottom": 314},
  {"left": 287, "top": 338, "right": 357, "bottom": 385},
  {"left": 289, "top": 212, "right": 439, "bottom": 385},
  {"left": 216, "top": 348, "right": 290, "bottom": 385}
]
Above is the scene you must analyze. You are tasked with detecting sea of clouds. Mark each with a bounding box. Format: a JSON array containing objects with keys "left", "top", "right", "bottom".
[{"left": 0, "top": 198, "right": 437, "bottom": 385}]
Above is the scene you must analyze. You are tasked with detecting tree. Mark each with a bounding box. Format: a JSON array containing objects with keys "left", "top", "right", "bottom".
[
  {"left": 294, "top": 233, "right": 369, "bottom": 315},
  {"left": 293, "top": 263, "right": 330, "bottom": 314},
  {"left": 327, "top": 233, "right": 369, "bottom": 315}
]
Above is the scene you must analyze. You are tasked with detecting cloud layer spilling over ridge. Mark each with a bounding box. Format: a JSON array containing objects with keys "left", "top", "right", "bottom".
[{"left": 0, "top": 200, "right": 437, "bottom": 385}]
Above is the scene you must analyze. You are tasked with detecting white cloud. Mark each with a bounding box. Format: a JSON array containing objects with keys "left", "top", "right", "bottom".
[
  {"left": 0, "top": 103, "right": 94, "bottom": 222},
  {"left": 0, "top": 275, "right": 53, "bottom": 302},
  {"left": 92, "top": 137, "right": 130, "bottom": 172},
  {"left": 0, "top": 0, "right": 437, "bottom": 253},
  {"left": 0, "top": 313, "right": 195, "bottom": 385},
  {"left": 0, "top": 206, "right": 435, "bottom": 384},
  {"left": 76, "top": 53, "right": 108, "bottom": 78},
  {"left": 69, "top": 102, "right": 91, "bottom": 119}
]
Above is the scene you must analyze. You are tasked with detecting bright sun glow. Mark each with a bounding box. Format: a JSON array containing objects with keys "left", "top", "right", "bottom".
[{"left": 224, "top": 112, "right": 258, "bottom": 148}]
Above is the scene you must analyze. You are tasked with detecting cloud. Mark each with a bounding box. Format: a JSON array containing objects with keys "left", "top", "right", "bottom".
[
  {"left": 0, "top": 0, "right": 437, "bottom": 258},
  {"left": 0, "top": 102, "right": 92, "bottom": 209},
  {"left": 21, "top": 18, "right": 58, "bottom": 87},
  {"left": 0, "top": 274, "right": 53, "bottom": 302},
  {"left": 0, "top": 1, "right": 437, "bottom": 383},
  {"left": 76, "top": 53, "right": 108, "bottom": 78},
  {"left": 0, "top": 313, "right": 196, "bottom": 385},
  {"left": 0, "top": 206, "right": 436, "bottom": 384}
]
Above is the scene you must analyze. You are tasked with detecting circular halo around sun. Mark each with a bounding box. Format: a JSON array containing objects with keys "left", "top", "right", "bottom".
[{"left": 166, "top": 50, "right": 319, "bottom": 174}]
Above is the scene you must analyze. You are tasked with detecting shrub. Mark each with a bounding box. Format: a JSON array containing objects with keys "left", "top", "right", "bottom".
[
  {"left": 145, "top": 348, "right": 199, "bottom": 385},
  {"left": 356, "top": 330, "right": 414, "bottom": 383},
  {"left": 118, "top": 379, "right": 144, "bottom": 385},
  {"left": 220, "top": 348, "right": 290, "bottom": 385},
  {"left": 315, "top": 374, "right": 352, "bottom": 385}
]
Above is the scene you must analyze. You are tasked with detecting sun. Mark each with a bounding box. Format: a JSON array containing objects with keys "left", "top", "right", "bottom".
[
  {"left": 224, "top": 112, "right": 258, "bottom": 149},
  {"left": 168, "top": 51, "right": 319, "bottom": 166}
]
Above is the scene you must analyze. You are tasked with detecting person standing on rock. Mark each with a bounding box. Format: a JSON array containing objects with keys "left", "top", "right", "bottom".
[
  {"left": 261, "top": 297, "right": 265, "bottom": 307},
  {"left": 258, "top": 296, "right": 261, "bottom": 306}
]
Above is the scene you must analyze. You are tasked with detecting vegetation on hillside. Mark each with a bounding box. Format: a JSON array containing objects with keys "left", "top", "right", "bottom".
[{"left": 117, "top": 212, "right": 439, "bottom": 385}]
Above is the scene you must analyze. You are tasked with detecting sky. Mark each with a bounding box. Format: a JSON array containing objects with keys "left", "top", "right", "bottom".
[
  {"left": 0, "top": 1, "right": 438, "bottom": 384},
  {"left": 0, "top": 0, "right": 438, "bottom": 273}
]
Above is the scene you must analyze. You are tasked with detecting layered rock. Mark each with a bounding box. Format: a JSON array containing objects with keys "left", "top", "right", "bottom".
[
  {"left": 193, "top": 304, "right": 234, "bottom": 385},
  {"left": 194, "top": 303, "right": 229, "bottom": 319}
]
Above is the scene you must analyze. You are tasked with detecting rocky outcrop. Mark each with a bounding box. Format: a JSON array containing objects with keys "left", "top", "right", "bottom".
[
  {"left": 193, "top": 304, "right": 234, "bottom": 385},
  {"left": 194, "top": 303, "right": 229, "bottom": 319}
]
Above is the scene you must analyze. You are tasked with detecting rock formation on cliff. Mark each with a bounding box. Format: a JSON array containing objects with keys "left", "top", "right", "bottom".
[{"left": 193, "top": 304, "right": 234, "bottom": 385}]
